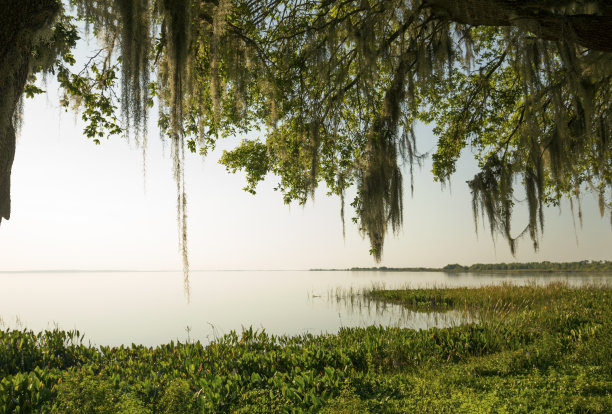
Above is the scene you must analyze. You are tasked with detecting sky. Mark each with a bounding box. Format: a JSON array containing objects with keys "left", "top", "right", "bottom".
[{"left": 0, "top": 48, "right": 610, "bottom": 271}]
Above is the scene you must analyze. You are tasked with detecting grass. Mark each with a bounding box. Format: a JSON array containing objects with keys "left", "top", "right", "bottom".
[{"left": 1, "top": 282, "right": 610, "bottom": 412}]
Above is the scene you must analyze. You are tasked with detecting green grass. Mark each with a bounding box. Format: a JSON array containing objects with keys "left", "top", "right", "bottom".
[{"left": 1, "top": 283, "right": 610, "bottom": 412}]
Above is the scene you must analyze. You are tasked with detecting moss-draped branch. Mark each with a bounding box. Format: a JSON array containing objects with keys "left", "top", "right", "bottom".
[{"left": 1, "top": 0, "right": 611, "bottom": 267}]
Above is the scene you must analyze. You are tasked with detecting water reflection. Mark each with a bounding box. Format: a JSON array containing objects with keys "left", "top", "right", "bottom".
[
  {"left": 0, "top": 270, "right": 609, "bottom": 346},
  {"left": 321, "top": 286, "right": 475, "bottom": 332}
]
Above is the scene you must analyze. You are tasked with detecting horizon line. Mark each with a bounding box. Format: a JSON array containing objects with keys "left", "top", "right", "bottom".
[{"left": 0, "top": 269, "right": 310, "bottom": 274}]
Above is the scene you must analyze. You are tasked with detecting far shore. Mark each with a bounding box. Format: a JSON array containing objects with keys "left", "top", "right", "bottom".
[{"left": 310, "top": 260, "right": 612, "bottom": 274}]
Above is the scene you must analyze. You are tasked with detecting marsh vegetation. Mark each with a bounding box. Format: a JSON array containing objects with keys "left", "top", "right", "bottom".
[{"left": 1, "top": 282, "right": 610, "bottom": 412}]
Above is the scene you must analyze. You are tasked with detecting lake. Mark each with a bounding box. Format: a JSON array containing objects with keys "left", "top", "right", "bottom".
[{"left": 0, "top": 270, "right": 609, "bottom": 347}]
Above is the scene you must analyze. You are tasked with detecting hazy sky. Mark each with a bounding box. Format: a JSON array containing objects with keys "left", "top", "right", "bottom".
[{"left": 1, "top": 76, "right": 610, "bottom": 271}]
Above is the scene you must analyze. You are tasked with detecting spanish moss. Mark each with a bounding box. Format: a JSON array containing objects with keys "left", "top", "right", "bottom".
[{"left": 3, "top": 0, "right": 610, "bottom": 279}]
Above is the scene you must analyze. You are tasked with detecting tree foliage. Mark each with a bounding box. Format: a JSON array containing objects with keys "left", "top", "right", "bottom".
[
  {"left": 1, "top": 0, "right": 611, "bottom": 269},
  {"left": 443, "top": 260, "right": 612, "bottom": 273}
]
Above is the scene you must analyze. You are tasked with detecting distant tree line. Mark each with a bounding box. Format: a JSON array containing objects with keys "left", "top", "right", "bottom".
[
  {"left": 443, "top": 261, "right": 612, "bottom": 273},
  {"left": 312, "top": 261, "right": 612, "bottom": 273}
]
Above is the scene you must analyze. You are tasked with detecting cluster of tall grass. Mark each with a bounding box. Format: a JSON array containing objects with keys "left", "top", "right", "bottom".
[{"left": 1, "top": 282, "right": 610, "bottom": 412}]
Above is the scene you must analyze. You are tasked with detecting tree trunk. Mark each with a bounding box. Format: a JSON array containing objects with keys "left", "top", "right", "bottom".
[
  {"left": 0, "top": 0, "right": 59, "bottom": 224},
  {"left": 424, "top": 0, "right": 612, "bottom": 52}
]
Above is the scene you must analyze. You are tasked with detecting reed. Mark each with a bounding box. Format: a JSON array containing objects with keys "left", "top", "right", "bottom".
[{"left": 1, "top": 283, "right": 609, "bottom": 412}]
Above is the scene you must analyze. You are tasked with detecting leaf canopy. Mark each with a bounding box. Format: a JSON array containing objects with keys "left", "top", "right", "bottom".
[{"left": 4, "top": 0, "right": 612, "bottom": 266}]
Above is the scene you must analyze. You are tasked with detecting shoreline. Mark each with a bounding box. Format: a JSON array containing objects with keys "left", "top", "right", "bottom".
[{"left": 310, "top": 260, "right": 612, "bottom": 274}]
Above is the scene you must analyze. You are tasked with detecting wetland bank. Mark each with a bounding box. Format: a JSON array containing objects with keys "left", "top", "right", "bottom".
[{"left": 1, "top": 274, "right": 610, "bottom": 412}]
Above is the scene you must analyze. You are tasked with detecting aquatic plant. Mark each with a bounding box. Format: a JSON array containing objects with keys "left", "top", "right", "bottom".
[{"left": 1, "top": 283, "right": 610, "bottom": 412}]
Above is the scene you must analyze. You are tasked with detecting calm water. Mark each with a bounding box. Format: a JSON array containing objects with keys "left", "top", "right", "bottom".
[{"left": 0, "top": 270, "right": 609, "bottom": 346}]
